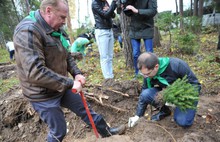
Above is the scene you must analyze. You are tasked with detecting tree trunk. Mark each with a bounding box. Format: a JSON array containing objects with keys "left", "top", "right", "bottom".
[
  {"left": 175, "top": 0, "right": 178, "bottom": 15},
  {"left": 153, "top": 26, "right": 161, "bottom": 48},
  {"left": 11, "top": 0, "right": 20, "bottom": 22},
  {"left": 218, "top": 33, "right": 220, "bottom": 50},
  {"left": 190, "top": 0, "right": 193, "bottom": 16},
  {"left": 120, "top": 13, "right": 133, "bottom": 68},
  {"left": 67, "top": 14, "right": 74, "bottom": 43},
  {"left": 25, "top": 0, "right": 30, "bottom": 14},
  {"left": 198, "top": 0, "right": 204, "bottom": 18},
  {"left": 193, "top": 0, "right": 198, "bottom": 16},
  {"left": 179, "top": 0, "right": 184, "bottom": 31}
]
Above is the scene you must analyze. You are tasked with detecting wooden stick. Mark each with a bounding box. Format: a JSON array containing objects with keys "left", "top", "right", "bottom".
[
  {"left": 86, "top": 95, "right": 128, "bottom": 112},
  {"left": 84, "top": 91, "right": 109, "bottom": 99},
  {"left": 105, "top": 89, "right": 129, "bottom": 97}
]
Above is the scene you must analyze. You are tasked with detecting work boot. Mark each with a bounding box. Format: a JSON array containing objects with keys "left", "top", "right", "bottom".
[
  {"left": 151, "top": 105, "right": 171, "bottom": 121},
  {"left": 95, "top": 117, "right": 126, "bottom": 137},
  {"left": 108, "top": 125, "right": 126, "bottom": 135},
  {"left": 99, "top": 125, "right": 126, "bottom": 138}
]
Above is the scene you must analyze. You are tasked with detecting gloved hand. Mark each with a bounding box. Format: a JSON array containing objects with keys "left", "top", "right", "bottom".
[
  {"left": 128, "top": 115, "right": 139, "bottom": 127},
  {"left": 165, "top": 102, "right": 176, "bottom": 108}
]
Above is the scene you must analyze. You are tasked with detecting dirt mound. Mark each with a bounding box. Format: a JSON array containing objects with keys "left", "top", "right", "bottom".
[
  {"left": 0, "top": 63, "right": 16, "bottom": 79},
  {"left": 1, "top": 78, "right": 220, "bottom": 142},
  {"left": 0, "top": 61, "right": 220, "bottom": 142}
]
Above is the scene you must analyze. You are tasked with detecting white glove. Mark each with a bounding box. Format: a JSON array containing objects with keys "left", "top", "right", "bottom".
[
  {"left": 128, "top": 115, "right": 139, "bottom": 127},
  {"left": 165, "top": 102, "right": 176, "bottom": 108}
]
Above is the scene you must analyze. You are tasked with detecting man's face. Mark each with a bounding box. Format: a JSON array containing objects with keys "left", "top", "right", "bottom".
[
  {"left": 140, "top": 64, "right": 159, "bottom": 78},
  {"left": 46, "top": 2, "right": 68, "bottom": 30}
]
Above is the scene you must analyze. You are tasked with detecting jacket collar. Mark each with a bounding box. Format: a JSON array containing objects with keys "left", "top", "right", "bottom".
[{"left": 35, "top": 10, "right": 56, "bottom": 35}]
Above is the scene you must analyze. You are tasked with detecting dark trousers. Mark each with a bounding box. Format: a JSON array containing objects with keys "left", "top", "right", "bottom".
[
  {"left": 131, "top": 38, "right": 153, "bottom": 75},
  {"left": 9, "top": 50, "right": 14, "bottom": 60},
  {"left": 136, "top": 87, "right": 200, "bottom": 127},
  {"left": 31, "top": 90, "right": 108, "bottom": 142}
]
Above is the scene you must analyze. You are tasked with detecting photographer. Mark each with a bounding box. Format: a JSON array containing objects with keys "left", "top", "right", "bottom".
[{"left": 121, "top": 0, "right": 157, "bottom": 79}]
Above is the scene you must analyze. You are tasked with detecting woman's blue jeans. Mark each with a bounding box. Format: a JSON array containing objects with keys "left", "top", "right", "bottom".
[
  {"left": 136, "top": 87, "right": 199, "bottom": 127},
  {"left": 131, "top": 38, "right": 153, "bottom": 75},
  {"left": 95, "top": 29, "right": 114, "bottom": 79}
]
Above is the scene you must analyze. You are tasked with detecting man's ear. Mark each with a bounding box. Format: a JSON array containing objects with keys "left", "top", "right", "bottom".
[
  {"left": 155, "top": 64, "right": 159, "bottom": 69},
  {"left": 45, "top": 6, "right": 53, "bottom": 15}
]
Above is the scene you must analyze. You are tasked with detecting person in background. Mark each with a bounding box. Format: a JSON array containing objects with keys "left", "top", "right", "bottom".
[
  {"left": 70, "top": 37, "right": 90, "bottom": 60},
  {"left": 92, "top": 0, "right": 118, "bottom": 79},
  {"left": 128, "top": 52, "right": 201, "bottom": 128},
  {"left": 112, "top": 23, "right": 123, "bottom": 48},
  {"left": 6, "top": 41, "right": 15, "bottom": 61},
  {"left": 123, "top": 0, "right": 157, "bottom": 79},
  {"left": 13, "top": 0, "right": 125, "bottom": 141}
]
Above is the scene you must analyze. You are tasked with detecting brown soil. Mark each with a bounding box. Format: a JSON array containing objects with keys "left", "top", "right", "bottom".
[{"left": 0, "top": 56, "right": 220, "bottom": 142}]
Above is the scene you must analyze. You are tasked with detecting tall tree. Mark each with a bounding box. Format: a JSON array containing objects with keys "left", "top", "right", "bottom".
[
  {"left": 67, "top": 0, "right": 75, "bottom": 43},
  {"left": 179, "top": 0, "right": 184, "bottom": 30},
  {"left": 175, "top": 0, "right": 178, "bottom": 14},
  {"left": 120, "top": 12, "right": 133, "bottom": 68},
  {"left": 0, "top": 0, "right": 18, "bottom": 41},
  {"left": 198, "top": 0, "right": 204, "bottom": 17},
  {"left": 193, "top": 0, "right": 199, "bottom": 16}
]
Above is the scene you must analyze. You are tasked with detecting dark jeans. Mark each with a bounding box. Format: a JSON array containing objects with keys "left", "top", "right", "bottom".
[
  {"left": 31, "top": 90, "right": 107, "bottom": 142},
  {"left": 9, "top": 50, "right": 14, "bottom": 60},
  {"left": 131, "top": 38, "right": 153, "bottom": 75},
  {"left": 136, "top": 87, "right": 200, "bottom": 127}
]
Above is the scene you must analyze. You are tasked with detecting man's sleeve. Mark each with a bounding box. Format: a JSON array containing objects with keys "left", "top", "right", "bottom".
[
  {"left": 14, "top": 26, "right": 73, "bottom": 92},
  {"left": 138, "top": 0, "right": 157, "bottom": 17}
]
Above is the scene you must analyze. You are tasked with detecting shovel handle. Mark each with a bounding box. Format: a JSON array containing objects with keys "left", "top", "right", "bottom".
[{"left": 72, "top": 82, "right": 99, "bottom": 138}]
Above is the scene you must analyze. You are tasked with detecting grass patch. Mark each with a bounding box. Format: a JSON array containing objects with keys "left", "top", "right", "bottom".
[
  {"left": 0, "top": 47, "right": 10, "bottom": 63},
  {"left": 0, "top": 77, "right": 19, "bottom": 94},
  {"left": 77, "top": 46, "right": 143, "bottom": 85}
]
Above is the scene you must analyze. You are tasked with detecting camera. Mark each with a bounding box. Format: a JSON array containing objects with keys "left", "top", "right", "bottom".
[{"left": 119, "top": 0, "right": 134, "bottom": 16}]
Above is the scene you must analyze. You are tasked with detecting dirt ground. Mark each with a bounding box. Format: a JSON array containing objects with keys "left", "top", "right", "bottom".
[{"left": 0, "top": 51, "right": 220, "bottom": 142}]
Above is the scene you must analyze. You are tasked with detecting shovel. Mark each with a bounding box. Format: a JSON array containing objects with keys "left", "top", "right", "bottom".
[{"left": 72, "top": 82, "right": 99, "bottom": 138}]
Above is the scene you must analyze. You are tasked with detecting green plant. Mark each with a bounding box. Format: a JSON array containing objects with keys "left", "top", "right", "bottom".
[
  {"left": 173, "top": 31, "right": 199, "bottom": 54},
  {"left": 0, "top": 47, "right": 10, "bottom": 63},
  {"left": 162, "top": 76, "right": 199, "bottom": 111},
  {"left": 0, "top": 77, "right": 19, "bottom": 95}
]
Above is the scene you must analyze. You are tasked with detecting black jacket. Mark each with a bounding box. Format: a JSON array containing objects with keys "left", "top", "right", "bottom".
[
  {"left": 92, "top": 0, "right": 117, "bottom": 29},
  {"left": 125, "top": 0, "right": 157, "bottom": 39},
  {"left": 142, "top": 58, "right": 201, "bottom": 90}
]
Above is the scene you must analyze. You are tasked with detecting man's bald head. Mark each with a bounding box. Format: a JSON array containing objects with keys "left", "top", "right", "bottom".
[{"left": 137, "top": 52, "right": 159, "bottom": 70}]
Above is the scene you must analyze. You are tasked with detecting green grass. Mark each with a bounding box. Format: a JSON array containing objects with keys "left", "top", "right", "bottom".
[
  {"left": 0, "top": 47, "right": 10, "bottom": 63},
  {"left": 77, "top": 45, "right": 144, "bottom": 85},
  {"left": 0, "top": 77, "right": 19, "bottom": 94},
  {"left": 0, "top": 32, "right": 219, "bottom": 96},
  {"left": 0, "top": 47, "right": 19, "bottom": 95}
]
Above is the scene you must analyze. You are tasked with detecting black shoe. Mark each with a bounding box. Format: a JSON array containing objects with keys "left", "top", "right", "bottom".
[
  {"left": 108, "top": 125, "right": 126, "bottom": 135},
  {"left": 151, "top": 106, "right": 171, "bottom": 121},
  {"left": 100, "top": 125, "right": 126, "bottom": 138}
]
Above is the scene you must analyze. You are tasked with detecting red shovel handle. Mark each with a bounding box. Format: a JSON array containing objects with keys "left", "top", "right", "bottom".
[{"left": 72, "top": 83, "right": 99, "bottom": 138}]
